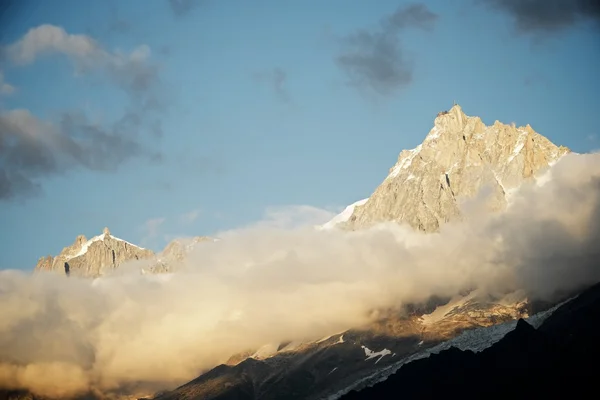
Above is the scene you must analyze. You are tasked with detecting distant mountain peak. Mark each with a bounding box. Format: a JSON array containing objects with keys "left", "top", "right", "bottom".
[
  {"left": 35, "top": 228, "right": 153, "bottom": 277},
  {"left": 35, "top": 228, "right": 217, "bottom": 278}
]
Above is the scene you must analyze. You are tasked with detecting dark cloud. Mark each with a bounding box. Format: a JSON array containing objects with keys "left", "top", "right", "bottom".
[
  {"left": 0, "top": 109, "right": 162, "bottom": 200},
  {"left": 168, "top": 0, "right": 206, "bottom": 17},
  {"left": 385, "top": 3, "right": 439, "bottom": 30},
  {"left": 253, "top": 68, "right": 291, "bottom": 103},
  {"left": 335, "top": 3, "right": 438, "bottom": 96},
  {"left": 481, "top": 0, "right": 600, "bottom": 33}
]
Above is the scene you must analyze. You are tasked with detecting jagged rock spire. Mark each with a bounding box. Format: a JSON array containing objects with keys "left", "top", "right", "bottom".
[{"left": 341, "top": 106, "right": 570, "bottom": 232}]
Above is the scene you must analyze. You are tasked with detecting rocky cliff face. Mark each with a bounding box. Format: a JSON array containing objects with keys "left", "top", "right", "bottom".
[
  {"left": 339, "top": 104, "right": 570, "bottom": 232},
  {"left": 34, "top": 227, "right": 155, "bottom": 278}
]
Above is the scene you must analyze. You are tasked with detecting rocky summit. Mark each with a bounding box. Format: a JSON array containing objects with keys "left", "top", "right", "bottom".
[
  {"left": 34, "top": 227, "right": 154, "bottom": 278},
  {"left": 337, "top": 104, "right": 570, "bottom": 232},
  {"left": 34, "top": 228, "right": 213, "bottom": 278}
]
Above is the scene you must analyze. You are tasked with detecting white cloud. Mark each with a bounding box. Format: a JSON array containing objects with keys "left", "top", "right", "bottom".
[
  {"left": 4, "top": 24, "right": 159, "bottom": 102},
  {"left": 179, "top": 209, "right": 201, "bottom": 224},
  {"left": 140, "top": 217, "right": 166, "bottom": 246},
  {"left": 6, "top": 24, "right": 149, "bottom": 68},
  {"left": 245, "top": 204, "right": 337, "bottom": 230}
]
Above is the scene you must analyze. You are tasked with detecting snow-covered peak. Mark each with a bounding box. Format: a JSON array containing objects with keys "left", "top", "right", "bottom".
[
  {"left": 319, "top": 198, "right": 369, "bottom": 230},
  {"left": 65, "top": 230, "right": 145, "bottom": 261},
  {"left": 69, "top": 233, "right": 107, "bottom": 260}
]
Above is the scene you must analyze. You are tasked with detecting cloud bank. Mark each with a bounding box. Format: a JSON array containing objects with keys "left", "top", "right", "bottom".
[{"left": 1, "top": 152, "right": 599, "bottom": 398}]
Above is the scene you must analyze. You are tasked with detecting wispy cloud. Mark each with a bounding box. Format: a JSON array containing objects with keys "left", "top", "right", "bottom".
[
  {"left": 253, "top": 67, "right": 291, "bottom": 103},
  {"left": 235, "top": 205, "right": 337, "bottom": 231},
  {"left": 5, "top": 24, "right": 164, "bottom": 106},
  {"left": 179, "top": 209, "right": 201, "bottom": 224},
  {"left": 335, "top": 3, "right": 438, "bottom": 97},
  {"left": 479, "top": 0, "right": 600, "bottom": 34},
  {"left": 140, "top": 217, "right": 166, "bottom": 247},
  {"left": 167, "top": 0, "right": 207, "bottom": 17}
]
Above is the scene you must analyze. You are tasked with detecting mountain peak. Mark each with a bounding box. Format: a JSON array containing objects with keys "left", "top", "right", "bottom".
[
  {"left": 35, "top": 228, "right": 153, "bottom": 277},
  {"left": 74, "top": 234, "right": 87, "bottom": 246},
  {"left": 339, "top": 106, "right": 570, "bottom": 232},
  {"left": 436, "top": 103, "right": 466, "bottom": 119}
]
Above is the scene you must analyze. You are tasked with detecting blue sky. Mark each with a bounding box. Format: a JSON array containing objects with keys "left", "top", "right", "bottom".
[{"left": 1, "top": 0, "right": 599, "bottom": 270}]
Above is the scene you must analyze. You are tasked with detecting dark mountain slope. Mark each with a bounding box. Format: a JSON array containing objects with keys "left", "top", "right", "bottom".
[{"left": 342, "top": 281, "right": 600, "bottom": 400}]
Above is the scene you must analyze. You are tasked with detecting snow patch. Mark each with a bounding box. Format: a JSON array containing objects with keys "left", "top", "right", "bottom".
[
  {"left": 387, "top": 145, "right": 422, "bottom": 179},
  {"left": 325, "top": 297, "right": 571, "bottom": 399},
  {"left": 67, "top": 233, "right": 145, "bottom": 261},
  {"left": 420, "top": 291, "right": 478, "bottom": 326},
  {"left": 320, "top": 199, "right": 368, "bottom": 230},
  {"left": 361, "top": 346, "right": 392, "bottom": 364},
  {"left": 69, "top": 234, "right": 106, "bottom": 260},
  {"left": 425, "top": 126, "right": 441, "bottom": 141},
  {"left": 507, "top": 130, "right": 528, "bottom": 163},
  {"left": 113, "top": 235, "right": 145, "bottom": 250},
  {"left": 251, "top": 343, "right": 279, "bottom": 360},
  {"left": 316, "top": 331, "right": 346, "bottom": 344},
  {"left": 491, "top": 170, "right": 520, "bottom": 207}
]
